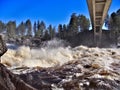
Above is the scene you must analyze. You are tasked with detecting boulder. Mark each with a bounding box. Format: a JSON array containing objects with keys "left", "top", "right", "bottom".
[{"left": 0, "top": 63, "right": 36, "bottom": 90}]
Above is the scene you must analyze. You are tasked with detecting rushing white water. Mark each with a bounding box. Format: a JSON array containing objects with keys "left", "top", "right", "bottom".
[
  {"left": 1, "top": 39, "right": 120, "bottom": 74},
  {"left": 1, "top": 39, "right": 120, "bottom": 90},
  {"left": 1, "top": 39, "right": 73, "bottom": 68}
]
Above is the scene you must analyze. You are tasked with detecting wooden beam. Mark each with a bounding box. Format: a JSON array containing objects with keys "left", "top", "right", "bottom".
[
  {"left": 96, "top": 16, "right": 102, "bottom": 18},
  {"left": 101, "top": 0, "right": 112, "bottom": 27},
  {"left": 86, "top": 0, "right": 94, "bottom": 26},
  {"left": 95, "top": 1, "right": 106, "bottom": 4},
  {"left": 92, "top": 0, "right": 96, "bottom": 34}
]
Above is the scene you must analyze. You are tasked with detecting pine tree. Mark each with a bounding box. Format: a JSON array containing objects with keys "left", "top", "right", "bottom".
[
  {"left": 106, "top": 9, "right": 120, "bottom": 45},
  {"left": 43, "top": 29, "right": 50, "bottom": 40},
  {"left": 68, "top": 13, "right": 78, "bottom": 36},
  {"left": 63, "top": 24, "right": 67, "bottom": 39},
  {"left": 36, "top": 20, "right": 41, "bottom": 37},
  {"left": 26, "top": 19, "right": 32, "bottom": 36},
  {"left": 48, "top": 24, "right": 52, "bottom": 39},
  {"left": 77, "top": 14, "right": 90, "bottom": 32},
  {"left": 58, "top": 24, "right": 63, "bottom": 39},
  {"left": 109, "top": 12, "right": 120, "bottom": 35},
  {"left": 117, "top": 9, "right": 120, "bottom": 15},
  {"left": 0, "top": 21, "right": 5, "bottom": 33},
  {"left": 40, "top": 21, "right": 46, "bottom": 37},
  {"left": 6, "top": 21, "right": 16, "bottom": 39},
  {"left": 52, "top": 26, "right": 56, "bottom": 38},
  {"left": 33, "top": 21, "right": 37, "bottom": 37},
  {"left": 18, "top": 22, "right": 25, "bottom": 37},
  {"left": 48, "top": 24, "right": 55, "bottom": 39}
]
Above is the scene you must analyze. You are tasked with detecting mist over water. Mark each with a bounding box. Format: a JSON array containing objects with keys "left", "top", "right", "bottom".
[
  {"left": 41, "top": 38, "right": 69, "bottom": 48},
  {"left": 1, "top": 39, "right": 73, "bottom": 68},
  {"left": 1, "top": 38, "right": 120, "bottom": 75}
]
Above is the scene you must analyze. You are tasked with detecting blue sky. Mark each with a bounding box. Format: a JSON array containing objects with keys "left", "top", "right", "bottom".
[{"left": 0, "top": 0, "right": 119, "bottom": 27}]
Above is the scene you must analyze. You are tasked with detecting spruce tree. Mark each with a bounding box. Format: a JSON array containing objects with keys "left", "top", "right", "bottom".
[
  {"left": 0, "top": 21, "right": 5, "bottom": 33},
  {"left": 40, "top": 21, "right": 46, "bottom": 37},
  {"left": 68, "top": 13, "right": 78, "bottom": 36},
  {"left": 26, "top": 19, "right": 32, "bottom": 36},
  {"left": 6, "top": 21, "right": 16, "bottom": 39},
  {"left": 48, "top": 24, "right": 55, "bottom": 39},
  {"left": 77, "top": 14, "right": 90, "bottom": 32},
  {"left": 58, "top": 24, "right": 63, "bottom": 39}
]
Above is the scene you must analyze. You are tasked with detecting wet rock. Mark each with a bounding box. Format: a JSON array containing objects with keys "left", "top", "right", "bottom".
[
  {"left": 0, "top": 63, "right": 36, "bottom": 90},
  {"left": 0, "top": 35, "right": 7, "bottom": 57},
  {"left": 99, "top": 69, "right": 110, "bottom": 75},
  {"left": 62, "top": 81, "right": 82, "bottom": 90},
  {"left": 88, "top": 78, "right": 120, "bottom": 90},
  {"left": 92, "top": 63, "right": 101, "bottom": 69},
  {"left": 83, "top": 64, "right": 91, "bottom": 68}
]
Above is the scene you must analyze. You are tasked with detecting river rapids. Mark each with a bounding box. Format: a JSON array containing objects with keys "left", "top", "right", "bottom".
[{"left": 1, "top": 39, "right": 120, "bottom": 90}]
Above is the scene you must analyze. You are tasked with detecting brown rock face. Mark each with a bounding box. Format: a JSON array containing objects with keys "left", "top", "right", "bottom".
[
  {"left": 0, "top": 63, "right": 36, "bottom": 90},
  {"left": 0, "top": 35, "right": 7, "bottom": 57}
]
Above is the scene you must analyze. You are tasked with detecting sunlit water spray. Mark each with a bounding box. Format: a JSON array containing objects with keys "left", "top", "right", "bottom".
[
  {"left": 1, "top": 39, "right": 73, "bottom": 68},
  {"left": 1, "top": 38, "right": 120, "bottom": 74}
]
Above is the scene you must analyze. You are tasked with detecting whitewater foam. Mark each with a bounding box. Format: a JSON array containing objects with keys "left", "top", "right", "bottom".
[
  {"left": 1, "top": 39, "right": 120, "bottom": 74},
  {"left": 1, "top": 39, "right": 73, "bottom": 68}
]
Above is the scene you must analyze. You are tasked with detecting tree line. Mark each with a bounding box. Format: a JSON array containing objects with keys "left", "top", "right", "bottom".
[
  {"left": 0, "top": 8, "right": 120, "bottom": 47},
  {"left": 0, "top": 13, "right": 90, "bottom": 43},
  {"left": 105, "top": 9, "right": 120, "bottom": 44}
]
